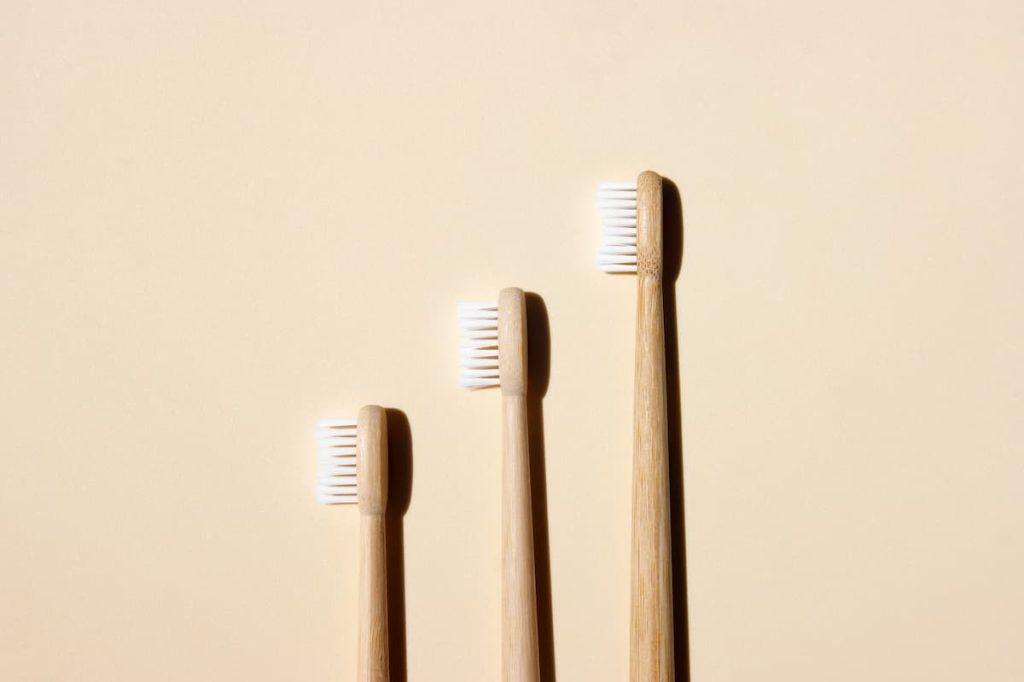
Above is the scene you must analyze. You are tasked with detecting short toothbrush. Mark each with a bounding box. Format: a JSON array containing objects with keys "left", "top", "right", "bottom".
[
  {"left": 459, "top": 288, "right": 540, "bottom": 682},
  {"left": 598, "top": 171, "right": 674, "bottom": 681},
  {"left": 317, "top": 406, "right": 390, "bottom": 682}
]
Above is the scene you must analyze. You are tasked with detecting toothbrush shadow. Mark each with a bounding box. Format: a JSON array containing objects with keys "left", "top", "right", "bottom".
[
  {"left": 525, "top": 292, "right": 556, "bottom": 682},
  {"left": 385, "top": 408, "right": 413, "bottom": 682},
  {"left": 661, "top": 178, "right": 690, "bottom": 681}
]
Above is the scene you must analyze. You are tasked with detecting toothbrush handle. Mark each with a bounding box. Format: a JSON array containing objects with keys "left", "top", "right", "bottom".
[
  {"left": 503, "top": 394, "right": 540, "bottom": 682},
  {"left": 631, "top": 173, "right": 675, "bottom": 681},
  {"left": 359, "top": 513, "right": 389, "bottom": 682}
]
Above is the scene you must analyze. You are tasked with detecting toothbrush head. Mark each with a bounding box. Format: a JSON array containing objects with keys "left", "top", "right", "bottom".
[
  {"left": 458, "top": 301, "right": 499, "bottom": 389},
  {"left": 598, "top": 171, "right": 662, "bottom": 276},
  {"left": 458, "top": 288, "right": 527, "bottom": 395},
  {"left": 317, "top": 418, "right": 357, "bottom": 504},
  {"left": 597, "top": 181, "right": 638, "bottom": 273},
  {"left": 316, "top": 405, "right": 388, "bottom": 512}
]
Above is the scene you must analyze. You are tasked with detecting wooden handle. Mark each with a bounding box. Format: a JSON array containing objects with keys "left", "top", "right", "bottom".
[
  {"left": 498, "top": 288, "right": 540, "bottom": 682},
  {"left": 359, "top": 514, "right": 389, "bottom": 682},
  {"left": 357, "top": 406, "right": 389, "bottom": 682},
  {"left": 502, "top": 394, "right": 540, "bottom": 682},
  {"left": 630, "top": 171, "right": 675, "bottom": 681}
]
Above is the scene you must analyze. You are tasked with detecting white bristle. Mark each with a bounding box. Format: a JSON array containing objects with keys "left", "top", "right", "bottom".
[
  {"left": 458, "top": 301, "right": 500, "bottom": 389},
  {"left": 598, "top": 181, "right": 638, "bottom": 273},
  {"left": 316, "top": 418, "right": 358, "bottom": 504}
]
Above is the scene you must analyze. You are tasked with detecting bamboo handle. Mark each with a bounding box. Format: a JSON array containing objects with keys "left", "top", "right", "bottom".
[
  {"left": 357, "top": 405, "right": 389, "bottom": 682},
  {"left": 503, "top": 394, "right": 540, "bottom": 682},
  {"left": 630, "top": 171, "right": 675, "bottom": 681},
  {"left": 498, "top": 287, "right": 540, "bottom": 682},
  {"left": 359, "top": 513, "right": 389, "bottom": 682}
]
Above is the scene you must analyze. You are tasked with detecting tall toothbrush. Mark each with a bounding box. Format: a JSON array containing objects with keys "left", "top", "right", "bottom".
[
  {"left": 317, "top": 405, "right": 390, "bottom": 682},
  {"left": 598, "top": 171, "right": 674, "bottom": 681},
  {"left": 459, "top": 288, "right": 540, "bottom": 682}
]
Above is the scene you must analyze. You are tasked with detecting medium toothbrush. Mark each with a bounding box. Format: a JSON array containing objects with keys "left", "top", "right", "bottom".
[
  {"left": 459, "top": 288, "right": 540, "bottom": 682},
  {"left": 317, "top": 405, "right": 390, "bottom": 682},
  {"left": 598, "top": 171, "right": 674, "bottom": 681}
]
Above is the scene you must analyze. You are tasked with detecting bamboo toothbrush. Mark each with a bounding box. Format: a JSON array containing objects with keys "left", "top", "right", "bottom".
[
  {"left": 317, "top": 405, "right": 390, "bottom": 682},
  {"left": 598, "top": 171, "right": 674, "bottom": 681},
  {"left": 458, "top": 288, "right": 540, "bottom": 682}
]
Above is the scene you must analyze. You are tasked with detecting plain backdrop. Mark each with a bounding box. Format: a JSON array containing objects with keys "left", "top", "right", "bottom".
[{"left": 2, "top": 1, "right": 1022, "bottom": 680}]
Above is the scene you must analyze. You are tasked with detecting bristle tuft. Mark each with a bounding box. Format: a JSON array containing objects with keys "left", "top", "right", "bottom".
[
  {"left": 598, "top": 181, "right": 638, "bottom": 273},
  {"left": 458, "top": 301, "right": 500, "bottom": 389},
  {"left": 316, "top": 420, "right": 358, "bottom": 504}
]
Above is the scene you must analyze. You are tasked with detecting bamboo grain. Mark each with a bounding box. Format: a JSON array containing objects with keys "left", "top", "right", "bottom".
[
  {"left": 630, "top": 171, "right": 674, "bottom": 682},
  {"left": 357, "top": 405, "right": 390, "bottom": 682},
  {"left": 498, "top": 287, "right": 540, "bottom": 682}
]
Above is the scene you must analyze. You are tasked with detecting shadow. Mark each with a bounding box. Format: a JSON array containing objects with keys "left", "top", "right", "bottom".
[
  {"left": 525, "top": 292, "right": 556, "bottom": 682},
  {"left": 661, "top": 178, "right": 690, "bottom": 680},
  {"left": 384, "top": 408, "right": 413, "bottom": 682}
]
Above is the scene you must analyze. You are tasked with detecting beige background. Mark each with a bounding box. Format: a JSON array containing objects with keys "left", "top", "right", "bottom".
[{"left": 2, "top": 1, "right": 1023, "bottom": 680}]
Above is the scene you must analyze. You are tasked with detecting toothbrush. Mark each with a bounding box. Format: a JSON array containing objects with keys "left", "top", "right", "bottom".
[
  {"left": 598, "top": 171, "right": 674, "bottom": 681},
  {"left": 459, "top": 288, "right": 540, "bottom": 682},
  {"left": 317, "top": 405, "right": 390, "bottom": 682}
]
